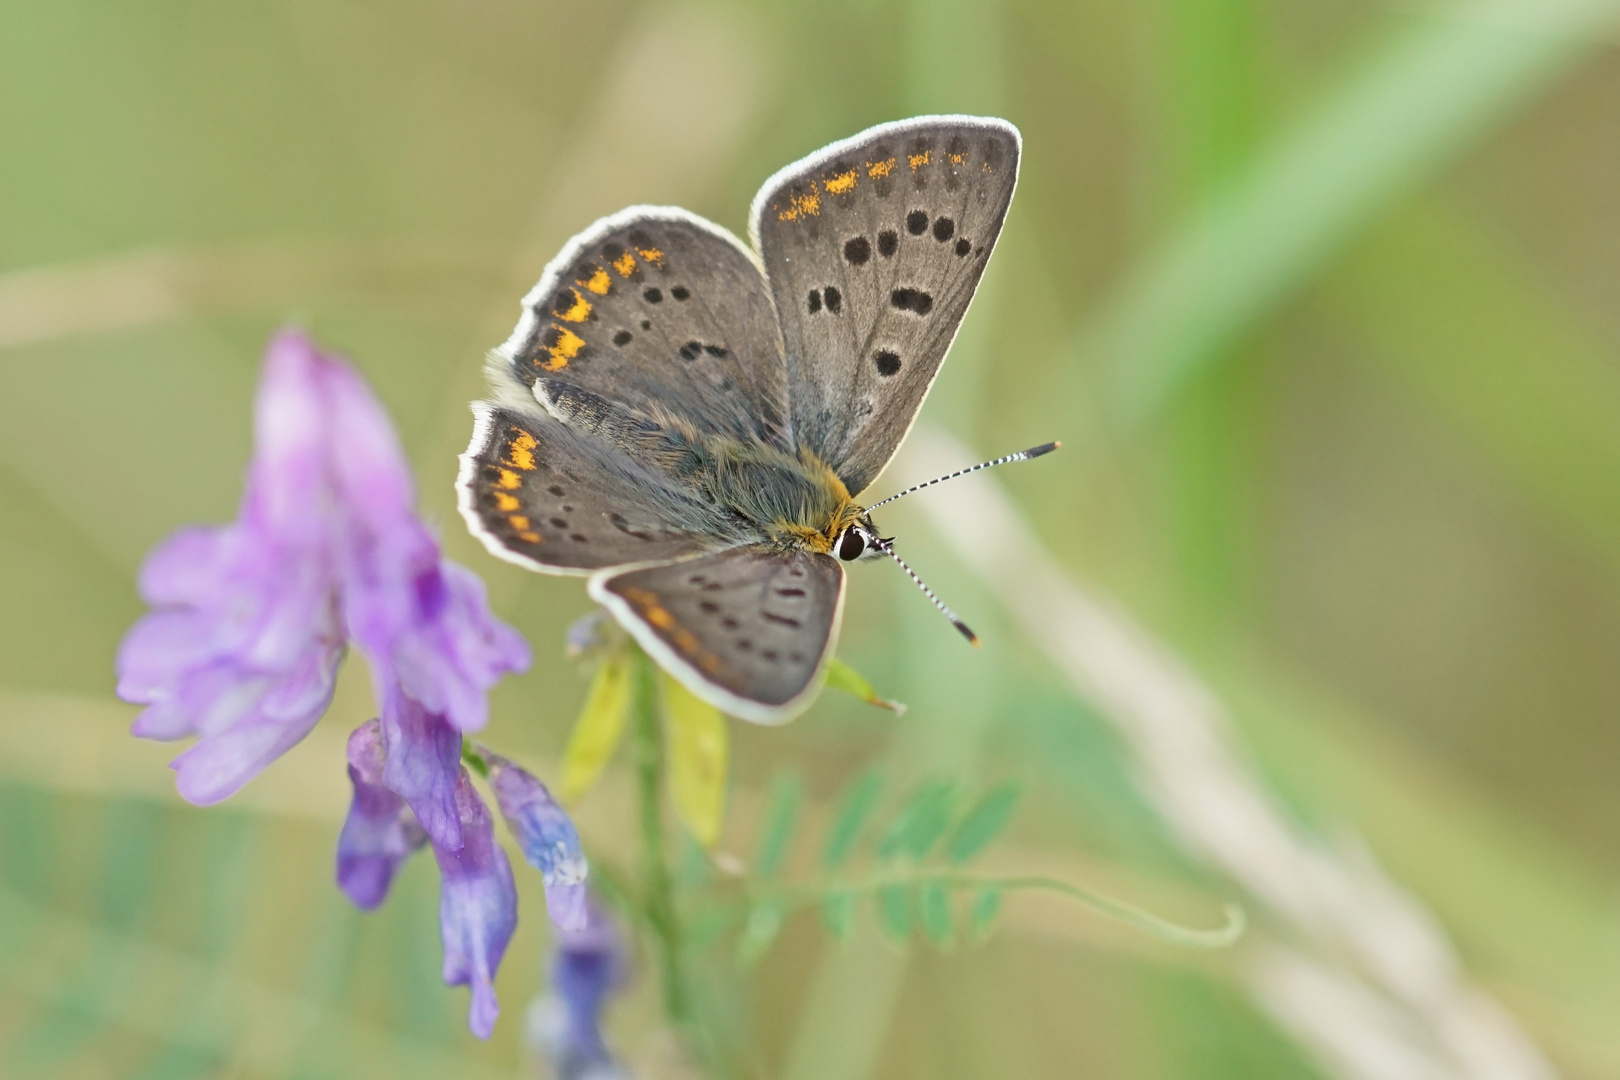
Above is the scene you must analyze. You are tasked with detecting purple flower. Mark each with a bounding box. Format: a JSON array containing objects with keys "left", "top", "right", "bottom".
[
  {"left": 529, "top": 899, "right": 628, "bottom": 1080},
  {"left": 486, "top": 751, "right": 589, "bottom": 931},
  {"left": 116, "top": 329, "right": 529, "bottom": 806},
  {"left": 336, "top": 718, "right": 427, "bottom": 909},
  {"left": 435, "top": 768, "right": 518, "bottom": 1040}
]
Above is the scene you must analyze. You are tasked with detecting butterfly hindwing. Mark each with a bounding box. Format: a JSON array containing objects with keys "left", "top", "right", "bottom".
[
  {"left": 750, "top": 116, "right": 1020, "bottom": 494},
  {"left": 459, "top": 404, "right": 754, "bottom": 574},
  {"left": 493, "top": 207, "right": 791, "bottom": 451},
  {"left": 589, "top": 546, "right": 845, "bottom": 724}
]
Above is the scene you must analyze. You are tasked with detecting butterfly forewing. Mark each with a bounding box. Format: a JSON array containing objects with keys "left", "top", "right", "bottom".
[
  {"left": 590, "top": 547, "right": 845, "bottom": 723},
  {"left": 495, "top": 208, "right": 791, "bottom": 450},
  {"left": 459, "top": 404, "right": 752, "bottom": 573},
  {"left": 750, "top": 117, "right": 1020, "bottom": 494}
]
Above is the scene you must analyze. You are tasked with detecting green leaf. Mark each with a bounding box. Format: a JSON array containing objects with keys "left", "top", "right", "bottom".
[
  {"left": 559, "top": 652, "right": 632, "bottom": 803},
  {"left": 820, "top": 889, "right": 856, "bottom": 941},
  {"left": 878, "top": 780, "right": 957, "bottom": 861},
  {"left": 946, "top": 783, "right": 1021, "bottom": 864},
  {"left": 822, "top": 769, "right": 883, "bottom": 871},
  {"left": 968, "top": 886, "right": 1002, "bottom": 942},
  {"left": 918, "top": 881, "right": 953, "bottom": 949},
  {"left": 877, "top": 884, "right": 911, "bottom": 948},
  {"left": 755, "top": 772, "right": 802, "bottom": 879},
  {"left": 824, "top": 657, "right": 907, "bottom": 714},
  {"left": 661, "top": 672, "right": 730, "bottom": 848},
  {"left": 736, "top": 903, "right": 784, "bottom": 966}
]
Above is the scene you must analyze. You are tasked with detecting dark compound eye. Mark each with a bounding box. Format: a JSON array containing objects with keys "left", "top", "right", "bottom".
[{"left": 837, "top": 527, "right": 866, "bottom": 561}]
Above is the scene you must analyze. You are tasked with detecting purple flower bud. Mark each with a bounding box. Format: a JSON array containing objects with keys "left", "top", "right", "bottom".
[
  {"left": 530, "top": 898, "right": 628, "bottom": 1080},
  {"left": 485, "top": 752, "right": 589, "bottom": 931},
  {"left": 117, "top": 330, "right": 528, "bottom": 806},
  {"left": 434, "top": 768, "right": 518, "bottom": 1040},
  {"left": 336, "top": 719, "right": 427, "bottom": 910}
]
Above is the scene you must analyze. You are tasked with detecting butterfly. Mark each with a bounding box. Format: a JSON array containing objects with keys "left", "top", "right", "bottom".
[{"left": 458, "top": 115, "right": 1047, "bottom": 724}]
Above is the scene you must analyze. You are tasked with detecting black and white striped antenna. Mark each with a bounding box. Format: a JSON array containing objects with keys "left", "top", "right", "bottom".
[
  {"left": 862, "top": 441, "right": 1060, "bottom": 645},
  {"left": 868, "top": 535, "right": 980, "bottom": 647},
  {"left": 864, "top": 441, "right": 1060, "bottom": 512}
]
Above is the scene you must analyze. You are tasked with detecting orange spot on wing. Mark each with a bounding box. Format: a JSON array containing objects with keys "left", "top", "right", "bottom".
[
  {"left": 908, "top": 150, "right": 931, "bottom": 171},
  {"left": 948, "top": 151, "right": 967, "bottom": 166},
  {"left": 509, "top": 515, "right": 531, "bottom": 530},
  {"left": 543, "top": 325, "right": 586, "bottom": 370},
  {"left": 866, "top": 158, "right": 896, "bottom": 178},
  {"left": 517, "top": 530, "right": 542, "bottom": 543},
  {"left": 553, "top": 287, "right": 592, "bottom": 323},
  {"left": 776, "top": 183, "right": 822, "bottom": 221},
  {"left": 981, "top": 161, "right": 993, "bottom": 173},
  {"left": 496, "top": 469, "right": 521, "bottom": 490},
  {"left": 505, "top": 429, "right": 539, "bottom": 470},
  {"left": 635, "top": 246, "right": 663, "bottom": 266},
  {"left": 613, "top": 252, "right": 637, "bottom": 277},
  {"left": 824, "top": 169, "right": 857, "bottom": 195},
  {"left": 494, "top": 493, "right": 519, "bottom": 512},
  {"left": 579, "top": 267, "right": 612, "bottom": 295}
]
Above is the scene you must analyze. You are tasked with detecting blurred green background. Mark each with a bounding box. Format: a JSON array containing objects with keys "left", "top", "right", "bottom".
[{"left": 4, "top": 0, "right": 1620, "bottom": 1077}]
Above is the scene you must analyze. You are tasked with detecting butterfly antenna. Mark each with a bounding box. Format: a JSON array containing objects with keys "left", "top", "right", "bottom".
[
  {"left": 868, "top": 535, "right": 980, "bottom": 647},
  {"left": 864, "top": 441, "right": 1061, "bottom": 511}
]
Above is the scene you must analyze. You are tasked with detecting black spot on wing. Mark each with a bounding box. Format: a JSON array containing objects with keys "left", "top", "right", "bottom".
[
  {"left": 906, "top": 209, "right": 928, "bottom": 235},
  {"left": 843, "top": 236, "right": 871, "bottom": 265},
  {"left": 874, "top": 351, "right": 901, "bottom": 377}
]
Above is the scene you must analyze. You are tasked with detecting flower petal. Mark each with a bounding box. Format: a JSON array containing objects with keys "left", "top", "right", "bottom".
[
  {"left": 169, "top": 636, "right": 342, "bottom": 804},
  {"left": 434, "top": 769, "right": 517, "bottom": 1040},
  {"left": 532, "top": 897, "right": 627, "bottom": 1078},
  {"left": 485, "top": 752, "right": 588, "bottom": 931},
  {"left": 336, "top": 719, "right": 428, "bottom": 910},
  {"left": 381, "top": 689, "right": 464, "bottom": 851}
]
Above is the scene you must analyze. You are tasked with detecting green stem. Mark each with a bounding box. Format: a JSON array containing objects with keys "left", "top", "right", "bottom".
[
  {"left": 629, "top": 645, "right": 691, "bottom": 1026},
  {"left": 736, "top": 871, "right": 1246, "bottom": 951}
]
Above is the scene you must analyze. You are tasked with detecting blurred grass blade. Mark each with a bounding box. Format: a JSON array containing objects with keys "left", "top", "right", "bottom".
[
  {"left": 918, "top": 881, "right": 953, "bottom": 950},
  {"left": 755, "top": 772, "right": 802, "bottom": 879},
  {"left": 824, "top": 657, "right": 907, "bottom": 715},
  {"left": 1088, "top": 0, "right": 1620, "bottom": 423},
  {"left": 877, "top": 780, "right": 957, "bottom": 861},
  {"left": 945, "top": 783, "right": 1021, "bottom": 865},
  {"left": 822, "top": 769, "right": 884, "bottom": 871},
  {"left": 560, "top": 652, "right": 632, "bottom": 803},
  {"left": 661, "top": 671, "right": 729, "bottom": 849}
]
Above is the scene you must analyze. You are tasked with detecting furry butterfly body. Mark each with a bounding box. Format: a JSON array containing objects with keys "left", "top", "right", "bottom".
[{"left": 459, "top": 116, "right": 1020, "bottom": 723}]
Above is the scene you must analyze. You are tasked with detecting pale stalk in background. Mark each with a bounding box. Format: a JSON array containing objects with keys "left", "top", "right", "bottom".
[{"left": 899, "top": 426, "right": 1556, "bottom": 1080}]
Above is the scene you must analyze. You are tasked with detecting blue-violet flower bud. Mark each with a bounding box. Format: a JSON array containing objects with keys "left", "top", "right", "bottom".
[{"left": 486, "top": 751, "right": 589, "bottom": 931}]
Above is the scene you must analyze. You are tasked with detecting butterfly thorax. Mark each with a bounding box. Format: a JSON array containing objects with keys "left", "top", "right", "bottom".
[{"left": 650, "top": 425, "right": 862, "bottom": 554}]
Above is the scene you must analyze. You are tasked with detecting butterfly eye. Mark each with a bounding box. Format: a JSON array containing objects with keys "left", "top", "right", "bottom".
[{"left": 837, "top": 527, "right": 866, "bottom": 562}]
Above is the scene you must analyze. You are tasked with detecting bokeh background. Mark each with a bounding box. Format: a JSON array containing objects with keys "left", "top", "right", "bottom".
[{"left": 4, "top": 0, "right": 1620, "bottom": 1077}]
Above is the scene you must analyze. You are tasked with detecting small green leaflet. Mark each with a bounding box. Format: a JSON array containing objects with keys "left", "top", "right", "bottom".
[
  {"left": 946, "top": 783, "right": 1021, "bottom": 864},
  {"left": 559, "top": 652, "right": 632, "bottom": 803},
  {"left": 755, "top": 773, "right": 801, "bottom": 880},
  {"left": 968, "top": 886, "right": 1003, "bottom": 941},
  {"left": 736, "top": 903, "right": 783, "bottom": 966},
  {"left": 823, "top": 657, "right": 906, "bottom": 714},
  {"left": 919, "top": 881, "right": 953, "bottom": 949},
  {"left": 878, "top": 780, "right": 957, "bottom": 860},
  {"left": 821, "top": 889, "right": 856, "bottom": 941},
  {"left": 877, "top": 884, "right": 911, "bottom": 947},
  {"left": 822, "top": 769, "right": 884, "bottom": 870}
]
